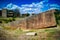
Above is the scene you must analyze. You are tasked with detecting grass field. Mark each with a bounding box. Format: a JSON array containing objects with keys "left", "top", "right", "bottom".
[{"left": 0, "top": 17, "right": 24, "bottom": 24}]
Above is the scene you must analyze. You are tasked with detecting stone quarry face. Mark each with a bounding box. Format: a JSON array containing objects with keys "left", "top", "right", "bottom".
[{"left": 4, "top": 9, "right": 57, "bottom": 29}]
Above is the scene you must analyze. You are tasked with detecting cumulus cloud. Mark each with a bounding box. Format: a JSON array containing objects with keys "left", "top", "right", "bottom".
[
  {"left": 49, "top": 4, "right": 60, "bottom": 10},
  {"left": 50, "top": 4, "right": 60, "bottom": 8},
  {"left": 6, "top": 0, "right": 60, "bottom": 14},
  {"left": 20, "top": 0, "right": 50, "bottom": 14},
  {"left": 20, "top": 1, "right": 45, "bottom": 14},
  {"left": 6, "top": 3, "right": 20, "bottom": 10}
]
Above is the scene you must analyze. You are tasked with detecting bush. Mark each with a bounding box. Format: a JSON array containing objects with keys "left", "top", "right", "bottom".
[{"left": 12, "top": 18, "right": 15, "bottom": 21}]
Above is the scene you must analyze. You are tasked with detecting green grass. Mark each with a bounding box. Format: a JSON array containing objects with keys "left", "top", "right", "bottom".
[{"left": 0, "top": 17, "right": 24, "bottom": 24}]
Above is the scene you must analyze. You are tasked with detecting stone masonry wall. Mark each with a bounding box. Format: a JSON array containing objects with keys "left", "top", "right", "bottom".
[{"left": 3, "top": 10, "right": 57, "bottom": 29}]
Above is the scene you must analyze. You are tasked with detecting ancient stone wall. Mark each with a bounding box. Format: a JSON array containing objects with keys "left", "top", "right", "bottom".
[{"left": 3, "top": 10, "right": 57, "bottom": 29}]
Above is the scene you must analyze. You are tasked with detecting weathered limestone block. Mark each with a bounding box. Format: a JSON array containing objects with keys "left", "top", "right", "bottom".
[
  {"left": 18, "top": 19, "right": 27, "bottom": 29},
  {"left": 26, "top": 32, "right": 37, "bottom": 36},
  {"left": 3, "top": 9, "right": 57, "bottom": 29}
]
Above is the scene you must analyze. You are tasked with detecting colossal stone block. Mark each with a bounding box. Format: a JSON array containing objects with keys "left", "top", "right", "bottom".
[
  {"left": 25, "top": 9, "right": 56, "bottom": 29},
  {"left": 3, "top": 9, "right": 57, "bottom": 29}
]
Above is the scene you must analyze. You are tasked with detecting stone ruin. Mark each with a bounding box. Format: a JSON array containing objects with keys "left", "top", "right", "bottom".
[{"left": 3, "top": 9, "right": 57, "bottom": 29}]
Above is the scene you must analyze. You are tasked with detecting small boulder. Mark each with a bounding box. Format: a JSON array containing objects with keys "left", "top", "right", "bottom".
[{"left": 26, "top": 32, "right": 37, "bottom": 36}]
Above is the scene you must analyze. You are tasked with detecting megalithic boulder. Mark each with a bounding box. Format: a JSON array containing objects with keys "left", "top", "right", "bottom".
[{"left": 3, "top": 9, "right": 57, "bottom": 30}]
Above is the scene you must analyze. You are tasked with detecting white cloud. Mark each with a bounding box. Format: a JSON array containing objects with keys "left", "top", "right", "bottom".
[
  {"left": 20, "top": 0, "right": 51, "bottom": 14},
  {"left": 6, "top": 3, "right": 20, "bottom": 10},
  {"left": 49, "top": 4, "right": 60, "bottom": 10},
  {"left": 20, "top": 1, "right": 45, "bottom": 14},
  {"left": 50, "top": 4, "right": 60, "bottom": 8},
  {"left": 5, "top": 0, "right": 60, "bottom": 14}
]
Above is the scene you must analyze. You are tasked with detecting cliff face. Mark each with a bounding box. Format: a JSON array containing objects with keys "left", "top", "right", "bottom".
[{"left": 3, "top": 9, "right": 57, "bottom": 29}]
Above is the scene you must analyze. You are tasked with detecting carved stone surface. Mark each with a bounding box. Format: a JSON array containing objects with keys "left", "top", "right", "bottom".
[{"left": 3, "top": 9, "right": 57, "bottom": 29}]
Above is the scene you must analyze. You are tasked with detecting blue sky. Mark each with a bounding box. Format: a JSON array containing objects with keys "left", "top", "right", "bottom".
[{"left": 0, "top": 0, "right": 60, "bottom": 14}]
